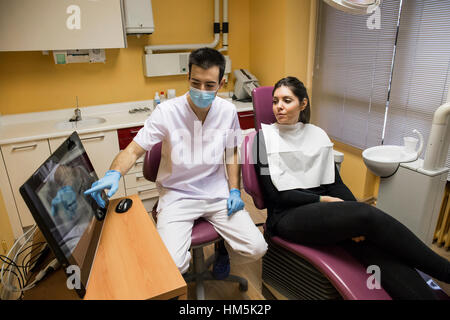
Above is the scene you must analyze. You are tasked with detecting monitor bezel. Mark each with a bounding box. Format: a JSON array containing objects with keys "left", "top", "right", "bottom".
[{"left": 19, "top": 131, "right": 107, "bottom": 299}]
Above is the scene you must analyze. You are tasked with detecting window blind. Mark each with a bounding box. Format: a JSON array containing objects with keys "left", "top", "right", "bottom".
[
  {"left": 384, "top": 0, "right": 450, "bottom": 174},
  {"left": 312, "top": 0, "right": 400, "bottom": 149}
]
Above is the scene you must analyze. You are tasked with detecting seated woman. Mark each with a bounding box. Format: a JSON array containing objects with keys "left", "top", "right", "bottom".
[{"left": 254, "top": 76, "right": 450, "bottom": 300}]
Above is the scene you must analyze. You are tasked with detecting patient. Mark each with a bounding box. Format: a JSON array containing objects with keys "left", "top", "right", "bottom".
[{"left": 254, "top": 76, "right": 450, "bottom": 300}]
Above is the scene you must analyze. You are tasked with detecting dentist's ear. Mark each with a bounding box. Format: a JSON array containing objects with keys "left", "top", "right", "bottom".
[{"left": 218, "top": 77, "right": 226, "bottom": 91}]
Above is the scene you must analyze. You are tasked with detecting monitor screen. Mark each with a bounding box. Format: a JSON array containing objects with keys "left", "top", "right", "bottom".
[{"left": 20, "top": 131, "right": 108, "bottom": 298}]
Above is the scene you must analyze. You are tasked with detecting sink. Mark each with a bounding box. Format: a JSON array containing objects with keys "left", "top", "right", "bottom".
[
  {"left": 55, "top": 117, "right": 106, "bottom": 130},
  {"left": 362, "top": 145, "right": 418, "bottom": 177}
]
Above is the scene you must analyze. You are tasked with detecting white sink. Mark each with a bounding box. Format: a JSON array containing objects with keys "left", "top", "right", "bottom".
[
  {"left": 55, "top": 117, "right": 106, "bottom": 130},
  {"left": 362, "top": 145, "right": 418, "bottom": 177}
]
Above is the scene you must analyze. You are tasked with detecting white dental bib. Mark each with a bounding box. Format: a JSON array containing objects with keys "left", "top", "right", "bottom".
[{"left": 261, "top": 122, "right": 335, "bottom": 191}]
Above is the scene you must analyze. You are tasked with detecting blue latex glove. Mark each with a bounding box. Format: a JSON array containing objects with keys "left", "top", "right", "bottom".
[
  {"left": 227, "top": 188, "right": 245, "bottom": 216},
  {"left": 51, "top": 185, "right": 78, "bottom": 219},
  {"left": 83, "top": 170, "right": 121, "bottom": 208}
]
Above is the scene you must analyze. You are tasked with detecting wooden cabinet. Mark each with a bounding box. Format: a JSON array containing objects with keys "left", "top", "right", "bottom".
[
  {"left": 1, "top": 140, "right": 51, "bottom": 227},
  {"left": 48, "top": 130, "right": 125, "bottom": 199}
]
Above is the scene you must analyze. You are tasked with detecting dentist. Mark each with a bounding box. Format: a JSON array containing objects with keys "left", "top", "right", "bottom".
[{"left": 84, "top": 48, "right": 267, "bottom": 278}]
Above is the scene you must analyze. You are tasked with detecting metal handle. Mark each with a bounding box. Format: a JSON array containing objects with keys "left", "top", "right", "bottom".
[
  {"left": 137, "top": 186, "right": 156, "bottom": 194},
  {"left": 130, "top": 130, "right": 140, "bottom": 134},
  {"left": 12, "top": 144, "right": 38, "bottom": 151},
  {"left": 238, "top": 113, "right": 254, "bottom": 118},
  {"left": 80, "top": 135, "right": 105, "bottom": 142}
]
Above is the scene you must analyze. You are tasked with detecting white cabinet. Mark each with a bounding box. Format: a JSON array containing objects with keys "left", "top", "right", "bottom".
[
  {"left": 0, "top": 0, "right": 126, "bottom": 52},
  {"left": 123, "top": 0, "right": 155, "bottom": 35},
  {"left": 1, "top": 140, "right": 51, "bottom": 227},
  {"left": 123, "top": 155, "right": 158, "bottom": 213},
  {"left": 49, "top": 130, "right": 125, "bottom": 199}
]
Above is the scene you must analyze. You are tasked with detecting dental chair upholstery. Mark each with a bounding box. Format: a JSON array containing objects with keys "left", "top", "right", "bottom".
[
  {"left": 143, "top": 142, "right": 248, "bottom": 300},
  {"left": 243, "top": 86, "right": 392, "bottom": 300}
]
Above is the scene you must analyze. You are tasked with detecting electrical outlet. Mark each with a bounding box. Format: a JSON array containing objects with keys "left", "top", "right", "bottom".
[{"left": 1, "top": 240, "right": 7, "bottom": 254}]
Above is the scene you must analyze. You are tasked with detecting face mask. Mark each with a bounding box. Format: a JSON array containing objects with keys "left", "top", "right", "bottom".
[{"left": 189, "top": 87, "right": 217, "bottom": 109}]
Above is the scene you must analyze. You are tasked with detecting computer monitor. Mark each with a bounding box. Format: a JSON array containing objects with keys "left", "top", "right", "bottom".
[{"left": 20, "top": 131, "right": 108, "bottom": 298}]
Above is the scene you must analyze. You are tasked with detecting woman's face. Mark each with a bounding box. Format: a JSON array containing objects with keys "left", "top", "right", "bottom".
[{"left": 272, "top": 86, "right": 307, "bottom": 125}]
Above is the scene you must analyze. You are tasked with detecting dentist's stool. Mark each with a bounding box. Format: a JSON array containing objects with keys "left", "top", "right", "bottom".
[{"left": 143, "top": 142, "right": 248, "bottom": 300}]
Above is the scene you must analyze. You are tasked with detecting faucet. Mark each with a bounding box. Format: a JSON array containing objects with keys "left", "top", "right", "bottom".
[{"left": 70, "top": 96, "right": 82, "bottom": 122}]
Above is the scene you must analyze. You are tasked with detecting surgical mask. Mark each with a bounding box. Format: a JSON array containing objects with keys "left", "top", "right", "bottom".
[{"left": 189, "top": 87, "right": 217, "bottom": 109}]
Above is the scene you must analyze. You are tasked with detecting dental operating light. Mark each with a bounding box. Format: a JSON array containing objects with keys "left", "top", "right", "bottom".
[{"left": 323, "top": 0, "right": 381, "bottom": 15}]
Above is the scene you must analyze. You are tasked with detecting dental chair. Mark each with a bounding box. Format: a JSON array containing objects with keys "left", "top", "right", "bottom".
[
  {"left": 242, "top": 86, "right": 392, "bottom": 300},
  {"left": 143, "top": 142, "right": 248, "bottom": 300}
]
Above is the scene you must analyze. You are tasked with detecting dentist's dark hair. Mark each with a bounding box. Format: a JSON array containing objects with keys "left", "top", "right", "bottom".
[
  {"left": 272, "top": 77, "right": 311, "bottom": 124},
  {"left": 189, "top": 47, "right": 226, "bottom": 83}
]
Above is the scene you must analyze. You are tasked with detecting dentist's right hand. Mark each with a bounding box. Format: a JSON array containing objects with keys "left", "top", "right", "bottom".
[{"left": 84, "top": 170, "right": 121, "bottom": 208}]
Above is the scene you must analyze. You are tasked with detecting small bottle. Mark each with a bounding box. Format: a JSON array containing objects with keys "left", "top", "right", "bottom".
[
  {"left": 153, "top": 92, "right": 160, "bottom": 107},
  {"left": 160, "top": 91, "right": 166, "bottom": 103}
]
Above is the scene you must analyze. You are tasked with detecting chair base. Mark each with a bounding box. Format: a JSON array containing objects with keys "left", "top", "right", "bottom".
[
  {"left": 183, "top": 242, "right": 248, "bottom": 300},
  {"left": 262, "top": 238, "right": 342, "bottom": 300}
]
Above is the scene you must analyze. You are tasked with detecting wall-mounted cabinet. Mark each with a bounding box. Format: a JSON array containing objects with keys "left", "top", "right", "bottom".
[{"left": 0, "top": 0, "right": 127, "bottom": 51}]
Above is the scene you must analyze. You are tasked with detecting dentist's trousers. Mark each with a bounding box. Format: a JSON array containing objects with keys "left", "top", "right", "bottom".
[{"left": 156, "top": 199, "right": 268, "bottom": 274}]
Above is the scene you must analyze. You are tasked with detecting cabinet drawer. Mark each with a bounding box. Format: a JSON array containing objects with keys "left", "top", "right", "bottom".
[
  {"left": 126, "top": 186, "right": 159, "bottom": 213},
  {"left": 49, "top": 130, "right": 120, "bottom": 179},
  {"left": 237, "top": 111, "right": 255, "bottom": 130},
  {"left": 1, "top": 140, "right": 51, "bottom": 227},
  {"left": 128, "top": 156, "right": 145, "bottom": 174},
  {"left": 124, "top": 173, "right": 155, "bottom": 189},
  {"left": 117, "top": 126, "right": 143, "bottom": 150},
  {"left": 126, "top": 186, "right": 158, "bottom": 200}
]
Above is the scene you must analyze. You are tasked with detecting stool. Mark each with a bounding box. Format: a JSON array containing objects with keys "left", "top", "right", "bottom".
[
  {"left": 151, "top": 206, "right": 248, "bottom": 300},
  {"left": 183, "top": 218, "right": 248, "bottom": 300}
]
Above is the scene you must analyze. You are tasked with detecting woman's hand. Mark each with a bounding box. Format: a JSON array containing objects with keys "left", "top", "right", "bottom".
[
  {"left": 352, "top": 236, "right": 365, "bottom": 243},
  {"left": 320, "top": 196, "right": 344, "bottom": 202}
]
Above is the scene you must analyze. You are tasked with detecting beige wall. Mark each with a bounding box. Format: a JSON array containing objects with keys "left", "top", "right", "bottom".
[
  {"left": 0, "top": 0, "right": 252, "bottom": 250},
  {"left": 249, "top": 0, "right": 311, "bottom": 87},
  {"left": 0, "top": 0, "right": 379, "bottom": 250}
]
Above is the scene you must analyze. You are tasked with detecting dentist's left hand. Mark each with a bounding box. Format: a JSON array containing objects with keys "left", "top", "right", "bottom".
[
  {"left": 84, "top": 170, "right": 121, "bottom": 208},
  {"left": 227, "top": 188, "right": 245, "bottom": 216}
]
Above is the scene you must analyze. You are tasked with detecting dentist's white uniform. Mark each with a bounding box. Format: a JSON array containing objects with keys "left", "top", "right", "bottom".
[{"left": 134, "top": 93, "right": 267, "bottom": 273}]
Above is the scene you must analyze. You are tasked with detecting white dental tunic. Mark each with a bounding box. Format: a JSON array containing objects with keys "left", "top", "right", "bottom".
[{"left": 133, "top": 93, "right": 241, "bottom": 211}]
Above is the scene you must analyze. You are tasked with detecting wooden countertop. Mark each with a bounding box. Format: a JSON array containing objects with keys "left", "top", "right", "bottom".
[{"left": 24, "top": 195, "right": 186, "bottom": 300}]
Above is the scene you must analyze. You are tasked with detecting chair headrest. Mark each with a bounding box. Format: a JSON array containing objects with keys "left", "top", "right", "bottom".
[{"left": 251, "top": 86, "right": 277, "bottom": 129}]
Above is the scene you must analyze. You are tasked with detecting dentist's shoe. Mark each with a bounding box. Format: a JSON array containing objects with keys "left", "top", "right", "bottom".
[{"left": 212, "top": 252, "right": 230, "bottom": 280}]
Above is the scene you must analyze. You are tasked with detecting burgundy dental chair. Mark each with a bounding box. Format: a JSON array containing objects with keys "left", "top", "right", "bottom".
[
  {"left": 143, "top": 142, "right": 248, "bottom": 300},
  {"left": 242, "top": 86, "right": 393, "bottom": 300}
]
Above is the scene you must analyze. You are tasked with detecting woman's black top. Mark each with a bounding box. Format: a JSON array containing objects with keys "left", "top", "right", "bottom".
[{"left": 253, "top": 130, "right": 356, "bottom": 236}]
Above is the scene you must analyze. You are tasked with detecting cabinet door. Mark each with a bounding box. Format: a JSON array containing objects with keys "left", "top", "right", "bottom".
[
  {"left": 0, "top": 0, "right": 126, "bottom": 51},
  {"left": 1, "top": 140, "right": 51, "bottom": 227},
  {"left": 49, "top": 131, "right": 125, "bottom": 199}
]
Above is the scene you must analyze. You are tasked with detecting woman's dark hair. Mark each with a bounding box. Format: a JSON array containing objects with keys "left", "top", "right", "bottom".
[
  {"left": 189, "top": 47, "right": 226, "bottom": 83},
  {"left": 272, "top": 77, "right": 311, "bottom": 124}
]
